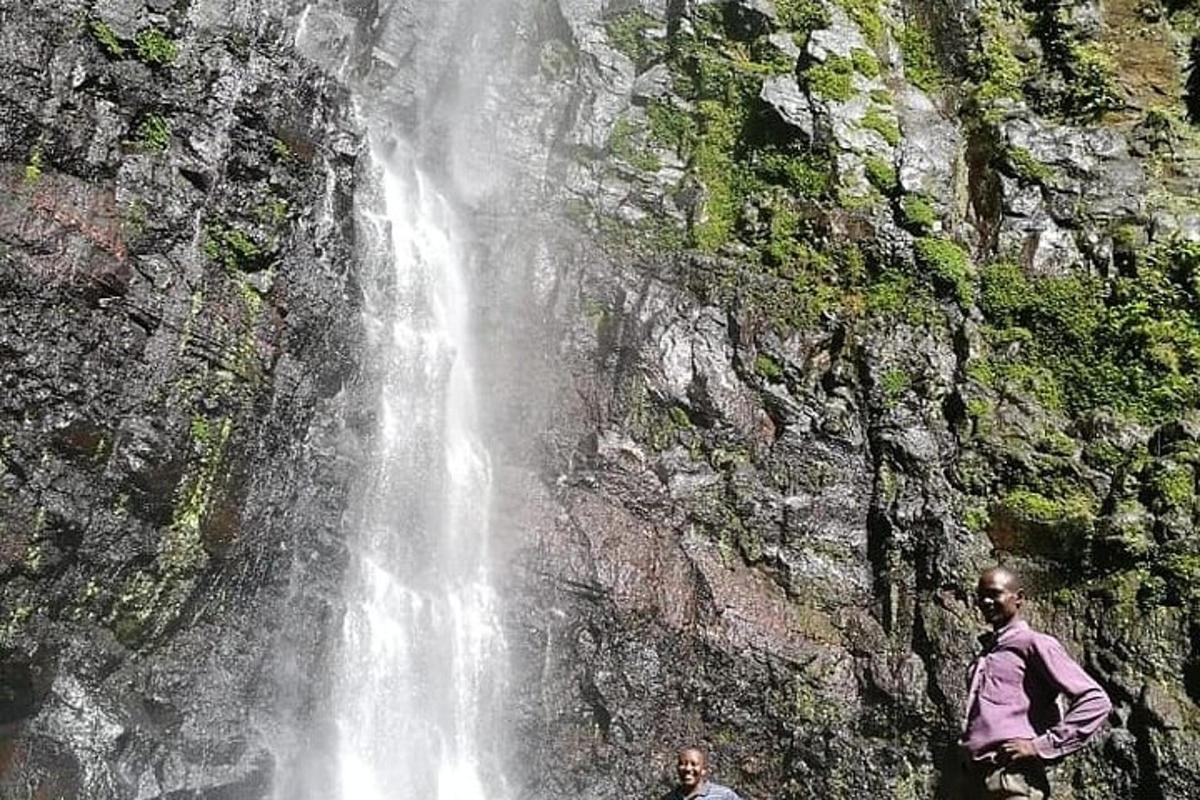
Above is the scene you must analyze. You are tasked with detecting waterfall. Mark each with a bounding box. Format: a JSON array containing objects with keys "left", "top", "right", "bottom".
[
  {"left": 329, "top": 139, "right": 507, "bottom": 799},
  {"left": 284, "top": 3, "right": 515, "bottom": 795}
]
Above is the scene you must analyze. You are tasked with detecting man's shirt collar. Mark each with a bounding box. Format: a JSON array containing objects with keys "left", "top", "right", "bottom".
[{"left": 978, "top": 618, "right": 1029, "bottom": 651}]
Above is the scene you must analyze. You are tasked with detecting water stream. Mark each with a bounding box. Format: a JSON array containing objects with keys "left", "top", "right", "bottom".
[
  {"left": 292, "top": 3, "right": 511, "bottom": 795},
  {"left": 334, "top": 140, "right": 506, "bottom": 800}
]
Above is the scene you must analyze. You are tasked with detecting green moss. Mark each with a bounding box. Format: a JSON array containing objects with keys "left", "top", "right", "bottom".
[
  {"left": 964, "top": 504, "right": 992, "bottom": 533},
  {"left": 23, "top": 144, "right": 43, "bottom": 184},
  {"left": 836, "top": 0, "right": 885, "bottom": 48},
  {"left": 775, "top": 0, "right": 831, "bottom": 32},
  {"left": 900, "top": 194, "right": 937, "bottom": 231},
  {"left": 204, "top": 223, "right": 265, "bottom": 272},
  {"left": 969, "top": 356, "right": 1067, "bottom": 410},
  {"left": 1000, "top": 488, "right": 1096, "bottom": 531},
  {"left": 1157, "top": 552, "right": 1200, "bottom": 603},
  {"left": 753, "top": 149, "right": 831, "bottom": 198},
  {"left": 1005, "top": 146, "right": 1055, "bottom": 183},
  {"left": 271, "top": 137, "right": 292, "bottom": 160},
  {"left": 256, "top": 196, "right": 289, "bottom": 229},
  {"left": 1039, "top": 429, "right": 1076, "bottom": 457},
  {"left": 755, "top": 353, "right": 785, "bottom": 382},
  {"left": 898, "top": 23, "right": 944, "bottom": 93},
  {"left": 691, "top": 99, "right": 744, "bottom": 251},
  {"left": 881, "top": 368, "right": 912, "bottom": 403},
  {"left": 137, "top": 114, "right": 171, "bottom": 152},
  {"left": 965, "top": 396, "right": 993, "bottom": 419},
  {"left": 1097, "top": 499, "right": 1154, "bottom": 562},
  {"left": 866, "top": 270, "right": 941, "bottom": 325},
  {"left": 605, "top": 9, "right": 662, "bottom": 69},
  {"left": 914, "top": 236, "right": 973, "bottom": 304},
  {"left": 1061, "top": 41, "right": 1122, "bottom": 120},
  {"left": 668, "top": 406, "right": 694, "bottom": 429},
  {"left": 804, "top": 54, "right": 856, "bottom": 102},
  {"left": 90, "top": 19, "right": 125, "bottom": 57},
  {"left": 969, "top": 0, "right": 1027, "bottom": 114},
  {"left": 609, "top": 116, "right": 661, "bottom": 172},
  {"left": 850, "top": 48, "right": 881, "bottom": 79},
  {"left": 134, "top": 28, "right": 178, "bottom": 65},
  {"left": 1024, "top": 2, "right": 1123, "bottom": 121},
  {"left": 863, "top": 156, "right": 899, "bottom": 196},
  {"left": 1150, "top": 463, "right": 1196, "bottom": 511},
  {"left": 977, "top": 250, "right": 1200, "bottom": 421},
  {"left": 861, "top": 108, "right": 901, "bottom": 146},
  {"left": 647, "top": 101, "right": 697, "bottom": 154},
  {"left": 165, "top": 415, "right": 233, "bottom": 574}
]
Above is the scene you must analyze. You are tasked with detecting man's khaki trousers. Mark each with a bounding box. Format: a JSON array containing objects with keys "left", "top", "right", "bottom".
[{"left": 966, "top": 759, "right": 1051, "bottom": 799}]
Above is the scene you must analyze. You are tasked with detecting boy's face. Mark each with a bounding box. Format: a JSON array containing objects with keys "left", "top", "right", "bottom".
[{"left": 677, "top": 749, "right": 708, "bottom": 792}]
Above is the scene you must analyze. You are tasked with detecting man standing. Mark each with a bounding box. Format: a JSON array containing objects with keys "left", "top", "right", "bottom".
[
  {"left": 663, "top": 747, "right": 742, "bottom": 800},
  {"left": 961, "top": 567, "right": 1112, "bottom": 798}
]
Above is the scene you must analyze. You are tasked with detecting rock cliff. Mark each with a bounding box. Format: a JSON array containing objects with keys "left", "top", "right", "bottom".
[{"left": 1, "top": 0, "right": 1199, "bottom": 798}]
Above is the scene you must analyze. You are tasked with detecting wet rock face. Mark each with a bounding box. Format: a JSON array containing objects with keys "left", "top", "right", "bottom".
[
  {"left": 0, "top": 0, "right": 362, "bottom": 796},
  {"left": 485, "top": 0, "right": 1200, "bottom": 798},
  {"left": 3, "top": 0, "right": 1200, "bottom": 798}
]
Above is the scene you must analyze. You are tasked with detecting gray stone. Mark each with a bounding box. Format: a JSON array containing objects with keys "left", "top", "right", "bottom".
[
  {"left": 761, "top": 74, "right": 814, "bottom": 139},
  {"left": 631, "top": 63, "right": 673, "bottom": 101}
]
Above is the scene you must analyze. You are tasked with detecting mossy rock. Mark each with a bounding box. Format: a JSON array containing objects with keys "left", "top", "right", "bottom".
[{"left": 989, "top": 488, "right": 1097, "bottom": 560}]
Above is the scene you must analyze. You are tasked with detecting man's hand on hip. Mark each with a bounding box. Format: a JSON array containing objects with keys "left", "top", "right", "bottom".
[{"left": 998, "top": 739, "right": 1039, "bottom": 763}]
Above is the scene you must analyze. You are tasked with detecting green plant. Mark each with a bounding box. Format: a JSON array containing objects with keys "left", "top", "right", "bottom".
[
  {"left": 203, "top": 224, "right": 264, "bottom": 272},
  {"left": 256, "top": 196, "right": 289, "bottom": 228},
  {"left": 901, "top": 194, "right": 937, "bottom": 230},
  {"left": 137, "top": 114, "right": 171, "bottom": 151},
  {"left": 91, "top": 20, "right": 125, "bottom": 57},
  {"left": 691, "top": 99, "right": 744, "bottom": 251},
  {"left": 1061, "top": 41, "right": 1121, "bottom": 120},
  {"left": 964, "top": 505, "right": 992, "bottom": 533},
  {"left": 804, "top": 54, "right": 855, "bottom": 102},
  {"left": 880, "top": 368, "right": 912, "bottom": 403},
  {"left": 1000, "top": 488, "right": 1096, "bottom": 530},
  {"left": 975, "top": 248, "right": 1200, "bottom": 421},
  {"left": 1149, "top": 463, "right": 1195, "bottom": 511},
  {"left": 968, "top": 0, "right": 1026, "bottom": 117},
  {"left": 753, "top": 149, "right": 831, "bottom": 198},
  {"left": 898, "top": 23, "right": 943, "bottom": 93},
  {"left": 647, "top": 101, "right": 697, "bottom": 154},
  {"left": 1005, "top": 146, "right": 1055, "bottom": 183},
  {"left": 605, "top": 9, "right": 662, "bottom": 69},
  {"left": 755, "top": 353, "right": 785, "bottom": 382},
  {"left": 134, "top": 28, "right": 178, "bottom": 65},
  {"left": 861, "top": 108, "right": 901, "bottom": 146},
  {"left": 850, "top": 48, "right": 880, "bottom": 79},
  {"left": 914, "top": 236, "right": 973, "bottom": 304},
  {"left": 609, "top": 116, "right": 661, "bottom": 172},
  {"left": 836, "top": 0, "right": 885, "bottom": 48},
  {"left": 23, "top": 144, "right": 43, "bottom": 184},
  {"left": 866, "top": 270, "right": 940, "bottom": 325},
  {"left": 775, "top": 0, "right": 831, "bottom": 32},
  {"left": 863, "top": 156, "right": 899, "bottom": 196}
]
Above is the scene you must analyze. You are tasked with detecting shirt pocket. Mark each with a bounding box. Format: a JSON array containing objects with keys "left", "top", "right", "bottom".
[{"left": 979, "top": 649, "right": 1027, "bottom": 704}]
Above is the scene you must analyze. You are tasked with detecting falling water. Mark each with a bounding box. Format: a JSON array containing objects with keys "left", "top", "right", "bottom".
[
  {"left": 284, "top": 2, "right": 515, "bottom": 795},
  {"left": 330, "top": 139, "right": 507, "bottom": 800}
]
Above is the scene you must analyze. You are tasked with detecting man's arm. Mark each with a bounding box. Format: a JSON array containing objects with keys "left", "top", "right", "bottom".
[{"left": 1027, "top": 634, "right": 1112, "bottom": 759}]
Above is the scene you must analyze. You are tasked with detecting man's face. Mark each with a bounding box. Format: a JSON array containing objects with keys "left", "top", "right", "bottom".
[
  {"left": 976, "top": 570, "right": 1023, "bottom": 628},
  {"left": 676, "top": 749, "right": 708, "bottom": 792}
]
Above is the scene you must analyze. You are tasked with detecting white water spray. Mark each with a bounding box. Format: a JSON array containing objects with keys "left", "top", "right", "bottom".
[{"left": 329, "top": 139, "right": 507, "bottom": 800}]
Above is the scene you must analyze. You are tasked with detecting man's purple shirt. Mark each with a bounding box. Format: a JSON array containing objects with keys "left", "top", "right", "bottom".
[{"left": 961, "top": 619, "right": 1111, "bottom": 760}]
